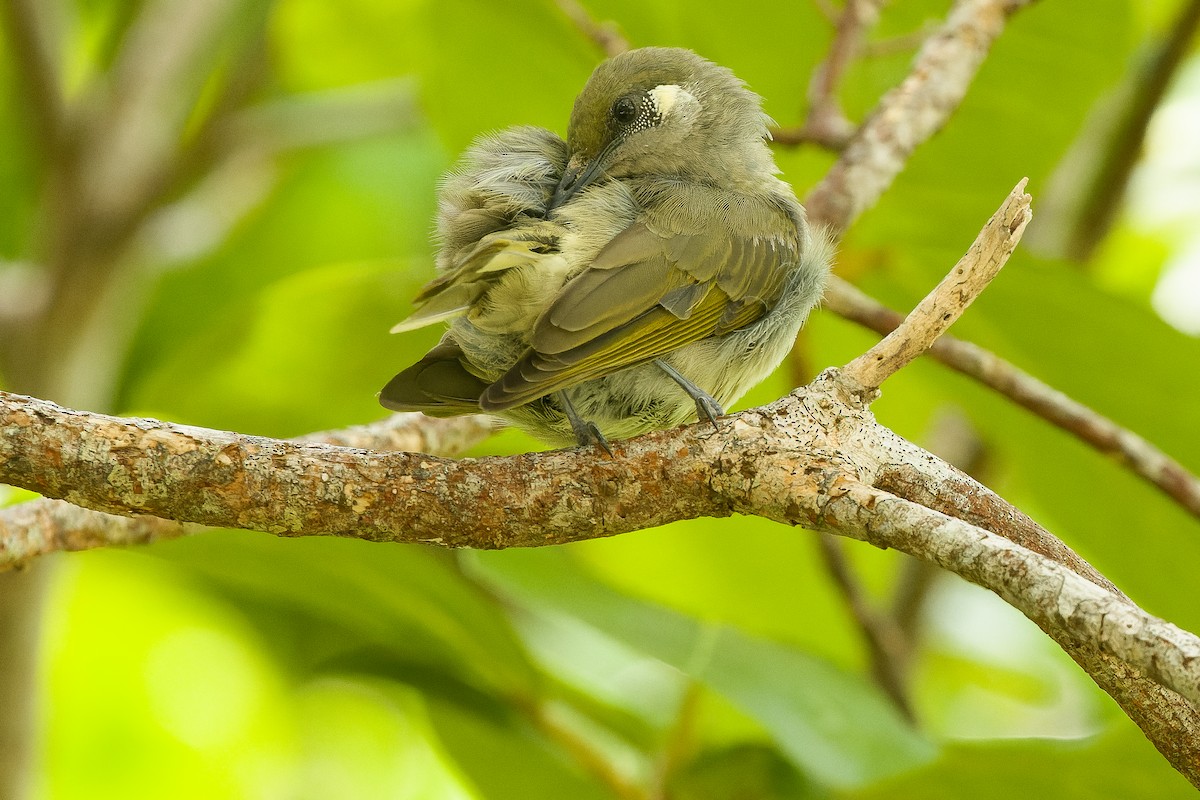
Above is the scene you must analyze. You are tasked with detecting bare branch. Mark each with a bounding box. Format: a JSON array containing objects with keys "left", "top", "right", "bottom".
[
  {"left": 805, "top": 0, "right": 1039, "bottom": 233},
  {"left": 0, "top": 500, "right": 201, "bottom": 568},
  {"left": 0, "top": 412, "right": 497, "bottom": 568},
  {"left": 0, "top": 390, "right": 723, "bottom": 548},
  {"left": 1045, "top": 0, "right": 1200, "bottom": 262},
  {"left": 817, "top": 481, "right": 1200, "bottom": 784},
  {"left": 4, "top": 195, "right": 1200, "bottom": 782},
  {"left": 809, "top": 0, "right": 885, "bottom": 112},
  {"left": 815, "top": 533, "right": 915, "bottom": 720},
  {"left": 0, "top": 0, "right": 66, "bottom": 149},
  {"left": 826, "top": 277, "right": 1200, "bottom": 522},
  {"left": 769, "top": 123, "right": 853, "bottom": 151},
  {"left": 860, "top": 23, "right": 939, "bottom": 59},
  {"left": 829, "top": 485, "right": 1197, "bottom": 693},
  {"left": 11, "top": 382, "right": 1194, "bottom": 773},
  {"left": 842, "top": 180, "right": 1031, "bottom": 392},
  {"left": 774, "top": 0, "right": 885, "bottom": 150}
]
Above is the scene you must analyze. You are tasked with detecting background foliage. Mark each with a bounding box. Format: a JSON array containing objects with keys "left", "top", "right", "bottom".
[{"left": 2, "top": 0, "right": 1200, "bottom": 797}]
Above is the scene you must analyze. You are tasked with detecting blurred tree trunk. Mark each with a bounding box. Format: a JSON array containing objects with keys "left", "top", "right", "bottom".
[
  {"left": 0, "top": 568, "right": 46, "bottom": 800},
  {"left": 0, "top": 1, "right": 270, "bottom": 794}
]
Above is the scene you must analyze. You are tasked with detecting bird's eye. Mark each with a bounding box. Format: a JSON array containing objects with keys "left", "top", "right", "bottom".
[{"left": 611, "top": 96, "right": 639, "bottom": 126}]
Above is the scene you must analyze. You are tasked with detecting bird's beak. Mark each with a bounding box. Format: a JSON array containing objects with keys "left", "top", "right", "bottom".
[{"left": 548, "top": 142, "right": 617, "bottom": 211}]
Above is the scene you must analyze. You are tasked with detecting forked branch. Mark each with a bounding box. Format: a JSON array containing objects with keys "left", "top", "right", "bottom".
[{"left": 3, "top": 185, "right": 1199, "bottom": 788}]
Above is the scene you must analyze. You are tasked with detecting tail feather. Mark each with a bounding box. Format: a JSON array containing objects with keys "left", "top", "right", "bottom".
[{"left": 379, "top": 343, "right": 488, "bottom": 417}]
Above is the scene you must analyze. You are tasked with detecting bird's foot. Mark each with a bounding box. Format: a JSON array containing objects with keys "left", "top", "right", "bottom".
[
  {"left": 656, "top": 359, "right": 724, "bottom": 432},
  {"left": 694, "top": 395, "right": 725, "bottom": 432},
  {"left": 572, "top": 418, "right": 615, "bottom": 457},
  {"left": 559, "top": 390, "right": 615, "bottom": 457}
]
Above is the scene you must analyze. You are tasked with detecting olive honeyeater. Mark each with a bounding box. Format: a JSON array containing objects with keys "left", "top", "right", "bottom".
[{"left": 380, "top": 47, "right": 832, "bottom": 450}]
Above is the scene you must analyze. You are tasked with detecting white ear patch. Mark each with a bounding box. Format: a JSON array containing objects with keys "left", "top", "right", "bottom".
[{"left": 649, "top": 84, "right": 695, "bottom": 118}]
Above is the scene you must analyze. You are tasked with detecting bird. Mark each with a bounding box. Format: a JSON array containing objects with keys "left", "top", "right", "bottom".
[{"left": 380, "top": 46, "right": 831, "bottom": 452}]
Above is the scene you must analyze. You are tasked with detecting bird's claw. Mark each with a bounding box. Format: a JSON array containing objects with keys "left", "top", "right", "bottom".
[
  {"left": 571, "top": 418, "right": 614, "bottom": 457},
  {"left": 695, "top": 396, "right": 725, "bottom": 432}
]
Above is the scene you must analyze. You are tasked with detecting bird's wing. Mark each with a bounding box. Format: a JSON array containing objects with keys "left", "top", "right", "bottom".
[
  {"left": 389, "top": 225, "right": 565, "bottom": 333},
  {"left": 480, "top": 219, "right": 799, "bottom": 411},
  {"left": 390, "top": 126, "right": 568, "bottom": 334}
]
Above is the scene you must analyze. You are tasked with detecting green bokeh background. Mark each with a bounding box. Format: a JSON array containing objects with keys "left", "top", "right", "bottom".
[{"left": 2, "top": 0, "right": 1199, "bottom": 797}]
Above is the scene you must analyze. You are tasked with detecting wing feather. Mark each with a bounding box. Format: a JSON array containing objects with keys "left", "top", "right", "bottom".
[
  {"left": 481, "top": 218, "right": 800, "bottom": 411},
  {"left": 481, "top": 272, "right": 763, "bottom": 411}
]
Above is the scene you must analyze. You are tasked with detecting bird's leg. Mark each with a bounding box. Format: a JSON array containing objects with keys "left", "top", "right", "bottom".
[
  {"left": 655, "top": 359, "right": 724, "bottom": 430},
  {"left": 558, "top": 390, "right": 614, "bottom": 456}
]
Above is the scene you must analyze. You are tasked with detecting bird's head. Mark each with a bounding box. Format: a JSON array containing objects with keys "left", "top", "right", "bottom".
[{"left": 549, "top": 47, "right": 776, "bottom": 210}]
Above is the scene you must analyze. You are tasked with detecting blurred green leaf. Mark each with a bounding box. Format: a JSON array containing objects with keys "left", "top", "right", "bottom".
[
  {"left": 840, "top": 727, "right": 1196, "bottom": 799},
  {"left": 567, "top": 515, "right": 891, "bottom": 671},
  {"left": 124, "top": 258, "right": 437, "bottom": 435},
  {"left": 120, "top": 130, "right": 446, "bottom": 431},
  {"left": 287, "top": 678, "right": 476, "bottom": 800},
  {"left": 271, "top": 0, "right": 428, "bottom": 91},
  {"left": 149, "top": 532, "right": 539, "bottom": 699},
  {"left": 411, "top": 0, "right": 595, "bottom": 152},
  {"left": 42, "top": 552, "right": 292, "bottom": 800},
  {"left": 669, "top": 743, "right": 820, "bottom": 800},
  {"left": 421, "top": 695, "right": 619, "bottom": 800},
  {"left": 467, "top": 548, "right": 937, "bottom": 789}
]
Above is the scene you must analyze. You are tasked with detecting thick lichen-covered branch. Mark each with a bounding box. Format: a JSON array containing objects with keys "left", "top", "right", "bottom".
[
  {"left": 4, "top": 182, "right": 1200, "bottom": 784},
  {"left": 0, "top": 412, "right": 496, "bottom": 568}
]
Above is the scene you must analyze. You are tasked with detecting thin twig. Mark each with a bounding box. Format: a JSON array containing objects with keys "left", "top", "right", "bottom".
[
  {"left": 806, "top": 0, "right": 885, "bottom": 149},
  {"left": 522, "top": 699, "right": 648, "bottom": 800},
  {"left": 841, "top": 180, "right": 1032, "bottom": 393},
  {"left": 1057, "top": 0, "right": 1200, "bottom": 261},
  {"left": 805, "top": 0, "right": 1040, "bottom": 233},
  {"left": 554, "top": 0, "right": 630, "bottom": 57},
  {"left": 826, "top": 276, "right": 1200, "bottom": 521},
  {"left": 814, "top": 533, "right": 914, "bottom": 720},
  {"left": 860, "top": 23, "right": 939, "bottom": 58},
  {"left": 890, "top": 558, "right": 938, "bottom": 641},
  {"left": 770, "top": 123, "right": 853, "bottom": 150},
  {"left": 648, "top": 680, "right": 703, "bottom": 798}
]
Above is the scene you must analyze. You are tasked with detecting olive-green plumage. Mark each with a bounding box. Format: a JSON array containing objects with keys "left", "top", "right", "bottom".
[{"left": 380, "top": 47, "right": 831, "bottom": 447}]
